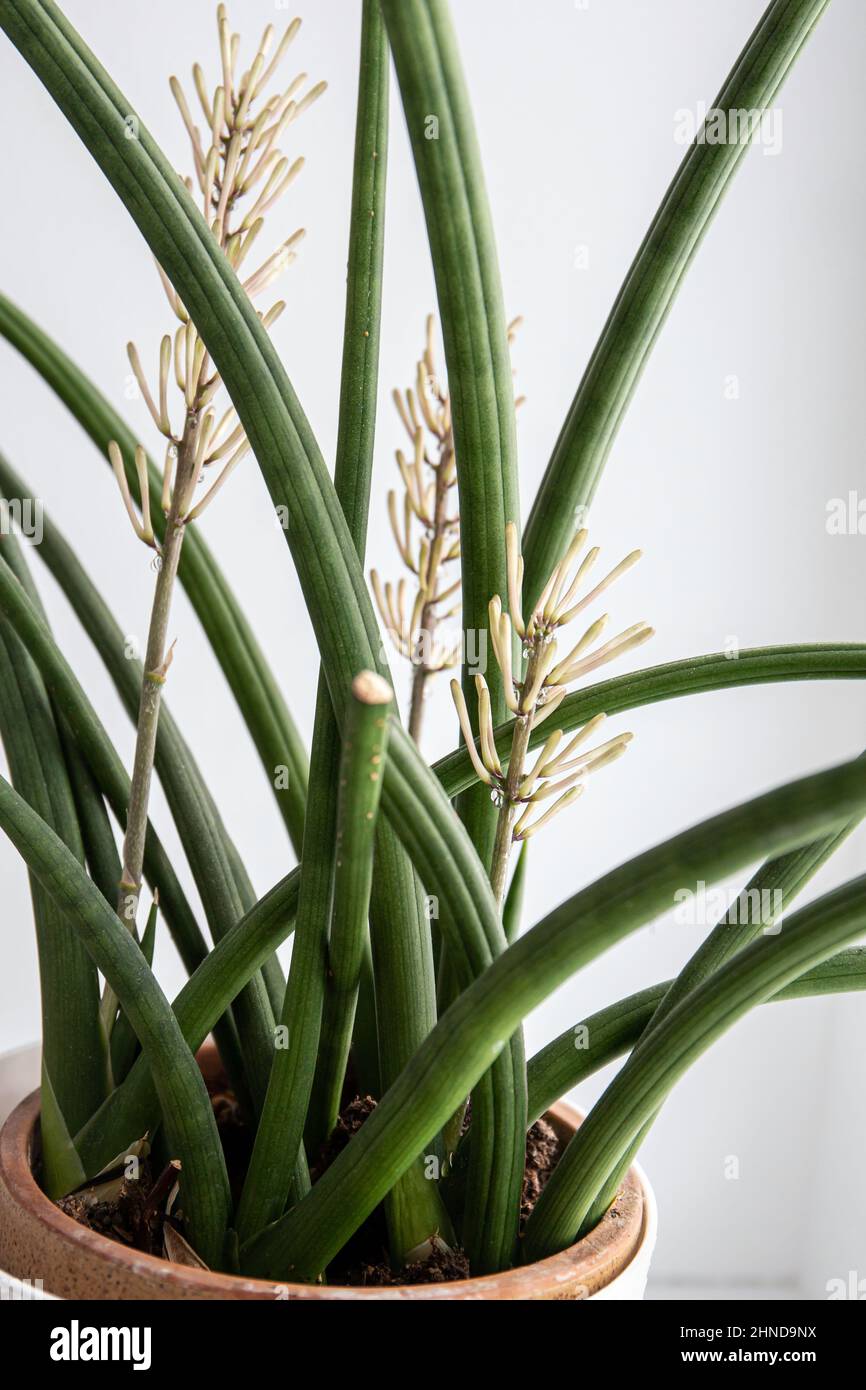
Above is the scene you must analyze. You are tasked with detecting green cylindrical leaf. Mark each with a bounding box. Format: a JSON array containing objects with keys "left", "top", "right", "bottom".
[
  {"left": 306, "top": 673, "right": 393, "bottom": 1153},
  {"left": 521, "top": 0, "right": 831, "bottom": 606},
  {"left": 75, "top": 867, "right": 301, "bottom": 1177},
  {"left": 434, "top": 645, "right": 866, "bottom": 800},
  {"left": 0, "top": 292, "right": 308, "bottom": 854},
  {"left": 0, "top": 455, "right": 273, "bottom": 1110},
  {"left": 523, "top": 874, "right": 866, "bottom": 1260},
  {"left": 525, "top": 947, "right": 866, "bottom": 1125},
  {"left": 382, "top": 0, "right": 520, "bottom": 875},
  {"left": 241, "top": 752, "right": 866, "bottom": 1280},
  {"left": 502, "top": 842, "right": 528, "bottom": 946},
  {"left": 0, "top": 573, "right": 105, "bottom": 1142},
  {"left": 0, "top": 774, "right": 231, "bottom": 1265}
]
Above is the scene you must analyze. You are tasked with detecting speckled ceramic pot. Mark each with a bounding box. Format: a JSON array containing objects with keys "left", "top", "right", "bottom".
[{"left": 0, "top": 1045, "right": 656, "bottom": 1300}]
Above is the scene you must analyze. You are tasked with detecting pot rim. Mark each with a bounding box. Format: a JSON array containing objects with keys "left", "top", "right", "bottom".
[{"left": 0, "top": 1084, "right": 651, "bottom": 1300}]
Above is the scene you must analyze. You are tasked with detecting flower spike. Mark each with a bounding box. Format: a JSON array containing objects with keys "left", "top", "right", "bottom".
[
  {"left": 108, "top": 441, "right": 157, "bottom": 550},
  {"left": 451, "top": 680, "right": 493, "bottom": 787},
  {"left": 375, "top": 320, "right": 523, "bottom": 745},
  {"left": 467, "top": 521, "right": 651, "bottom": 909}
]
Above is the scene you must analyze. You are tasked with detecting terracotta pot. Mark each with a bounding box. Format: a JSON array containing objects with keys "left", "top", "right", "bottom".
[{"left": 0, "top": 1045, "right": 656, "bottom": 1300}]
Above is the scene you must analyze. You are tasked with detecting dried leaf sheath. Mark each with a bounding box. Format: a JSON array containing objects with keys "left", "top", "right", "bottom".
[{"left": 452, "top": 522, "right": 651, "bottom": 909}]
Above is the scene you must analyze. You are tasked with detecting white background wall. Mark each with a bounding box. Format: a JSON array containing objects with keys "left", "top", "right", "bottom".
[{"left": 0, "top": 0, "right": 864, "bottom": 1298}]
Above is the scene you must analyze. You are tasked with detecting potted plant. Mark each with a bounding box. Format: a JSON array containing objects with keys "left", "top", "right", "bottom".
[{"left": 0, "top": 0, "right": 862, "bottom": 1301}]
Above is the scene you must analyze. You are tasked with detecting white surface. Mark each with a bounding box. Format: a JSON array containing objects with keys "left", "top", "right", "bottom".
[
  {"left": 648, "top": 1282, "right": 801, "bottom": 1301},
  {"left": 0, "top": 1042, "right": 39, "bottom": 1125},
  {"left": 589, "top": 1159, "right": 658, "bottom": 1301},
  {"left": 0, "top": 0, "right": 864, "bottom": 1297}
]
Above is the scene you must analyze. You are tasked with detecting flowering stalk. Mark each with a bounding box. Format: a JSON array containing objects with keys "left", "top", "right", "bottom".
[
  {"left": 113, "top": 427, "right": 198, "bottom": 934},
  {"left": 453, "top": 522, "right": 653, "bottom": 911},
  {"left": 105, "top": 5, "right": 323, "bottom": 988},
  {"left": 371, "top": 317, "right": 461, "bottom": 744},
  {"left": 372, "top": 317, "right": 523, "bottom": 746},
  {"left": 407, "top": 445, "right": 457, "bottom": 742}
]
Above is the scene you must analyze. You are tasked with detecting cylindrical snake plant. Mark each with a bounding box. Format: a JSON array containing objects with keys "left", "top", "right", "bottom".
[{"left": 0, "top": 0, "right": 860, "bottom": 1284}]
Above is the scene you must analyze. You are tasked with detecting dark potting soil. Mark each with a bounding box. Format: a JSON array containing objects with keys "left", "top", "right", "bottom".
[
  {"left": 53, "top": 1085, "right": 564, "bottom": 1286},
  {"left": 54, "top": 1075, "right": 248, "bottom": 1262},
  {"left": 315, "top": 1098, "right": 563, "bottom": 1285},
  {"left": 57, "top": 1162, "right": 156, "bottom": 1249}
]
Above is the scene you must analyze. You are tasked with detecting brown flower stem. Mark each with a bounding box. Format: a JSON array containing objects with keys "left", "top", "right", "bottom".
[
  {"left": 102, "top": 417, "right": 201, "bottom": 1036},
  {"left": 407, "top": 439, "right": 454, "bottom": 745},
  {"left": 141, "top": 1158, "right": 182, "bottom": 1226}
]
